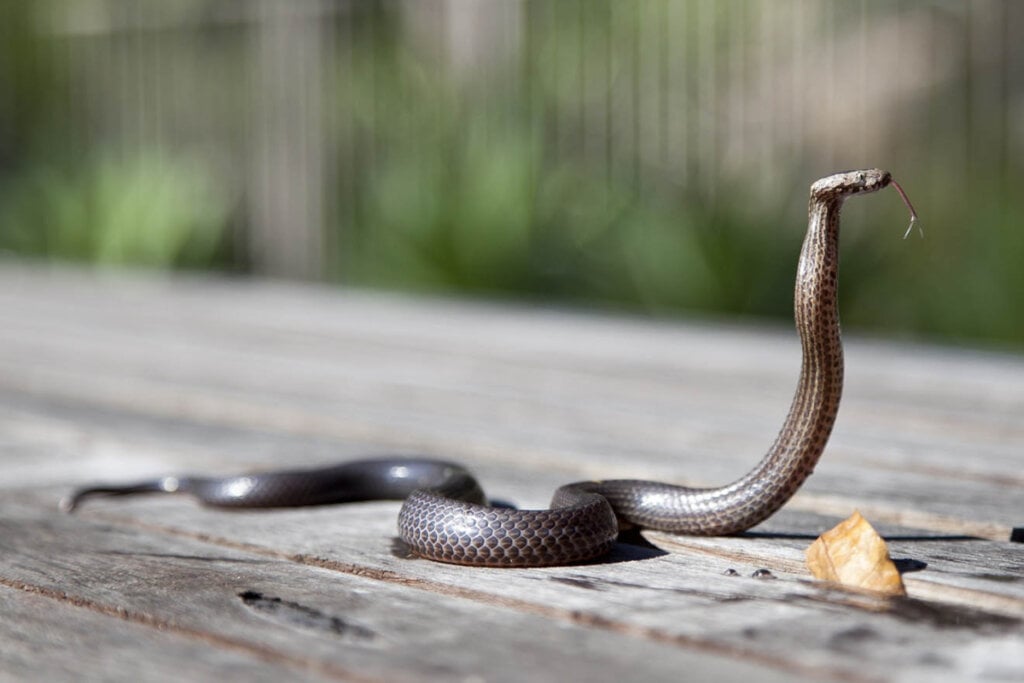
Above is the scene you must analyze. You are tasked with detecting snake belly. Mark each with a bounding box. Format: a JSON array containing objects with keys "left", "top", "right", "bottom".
[{"left": 63, "top": 170, "right": 896, "bottom": 567}]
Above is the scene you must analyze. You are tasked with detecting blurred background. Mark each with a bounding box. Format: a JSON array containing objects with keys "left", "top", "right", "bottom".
[{"left": 0, "top": 0, "right": 1021, "bottom": 349}]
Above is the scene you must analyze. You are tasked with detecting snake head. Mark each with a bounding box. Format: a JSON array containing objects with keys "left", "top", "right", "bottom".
[{"left": 811, "top": 169, "right": 892, "bottom": 200}]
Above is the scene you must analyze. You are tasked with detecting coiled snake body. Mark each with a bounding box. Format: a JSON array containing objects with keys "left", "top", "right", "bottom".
[{"left": 64, "top": 170, "right": 907, "bottom": 567}]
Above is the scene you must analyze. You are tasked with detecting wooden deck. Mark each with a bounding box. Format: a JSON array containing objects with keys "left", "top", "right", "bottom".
[{"left": 1, "top": 264, "right": 1021, "bottom": 682}]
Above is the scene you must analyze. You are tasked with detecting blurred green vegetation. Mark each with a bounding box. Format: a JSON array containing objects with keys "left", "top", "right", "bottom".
[
  {"left": 338, "top": 1, "right": 1024, "bottom": 349},
  {"left": 1, "top": 1, "right": 1021, "bottom": 350},
  {"left": 0, "top": 153, "right": 230, "bottom": 268}
]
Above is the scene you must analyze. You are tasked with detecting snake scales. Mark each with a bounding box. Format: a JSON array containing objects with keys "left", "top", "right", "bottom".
[{"left": 64, "top": 169, "right": 914, "bottom": 567}]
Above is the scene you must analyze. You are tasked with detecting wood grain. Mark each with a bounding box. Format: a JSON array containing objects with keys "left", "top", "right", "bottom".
[{"left": 0, "top": 265, "right": 1021, "bottom": 682}]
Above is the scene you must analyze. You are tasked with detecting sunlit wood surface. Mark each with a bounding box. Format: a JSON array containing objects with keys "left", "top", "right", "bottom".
[{"left": 1, "top": 265, "right": 1021, "bottom": 682}]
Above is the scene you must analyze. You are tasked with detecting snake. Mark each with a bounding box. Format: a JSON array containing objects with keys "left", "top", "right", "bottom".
[{"left": 62, "top": 169, "right": 915, "bottom": 568}]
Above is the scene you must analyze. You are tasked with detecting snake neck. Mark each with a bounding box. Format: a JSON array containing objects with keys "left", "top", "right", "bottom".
[
  {"left": 782, "top": 196, "right": 845, "bottom": 461},
  {"left": 732, "top": 195, "right": 845, "bottom": 516}
]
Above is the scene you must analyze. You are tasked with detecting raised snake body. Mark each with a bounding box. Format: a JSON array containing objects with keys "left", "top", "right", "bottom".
[{"left": 64, "top": 169, "right": 904, "bottom": 567}]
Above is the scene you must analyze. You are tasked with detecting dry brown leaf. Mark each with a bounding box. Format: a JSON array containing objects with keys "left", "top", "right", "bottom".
[{"left": 806, "top": 510, "right": 906, "bottom": 596}]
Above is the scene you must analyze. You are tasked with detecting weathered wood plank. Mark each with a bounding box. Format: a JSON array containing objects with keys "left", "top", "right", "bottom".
[
  {"left": 0, "top": 319, "right": 1017, "bottom": 543},
  {"left": 0, "top": 320, "right": 1019, "bottom": 541},
  {"left": 5, "top": 409, "right": 1022, "bottom": 682},
  {"left": 0, "top": 498, "right": 808, "bottom": 683},
  {"left": 0, "top": 585, "right": 342, "bottom": 683},
  {"left": 8, "top": 485, "right": 1021, "bottom": 683},
  {"left": 1, "top": 265, "right": 1022, "bottom": 683},
  {"left": 3, "top": 390, "right": 1020, "bottom": 610},
  {"left": 4, "top": 392, "right": 1019, "bottom": 616},
  {"left": 0, "top": 269, "right": 1019, "bottom": 491}
]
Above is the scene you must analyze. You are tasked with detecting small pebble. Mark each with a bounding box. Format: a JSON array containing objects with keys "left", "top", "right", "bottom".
[
  {"left": 751, "top": 568, "right": 776, "bottom": 579},
  {"left": 722, "top": 568, "right": 740, "bottom": 576}
]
